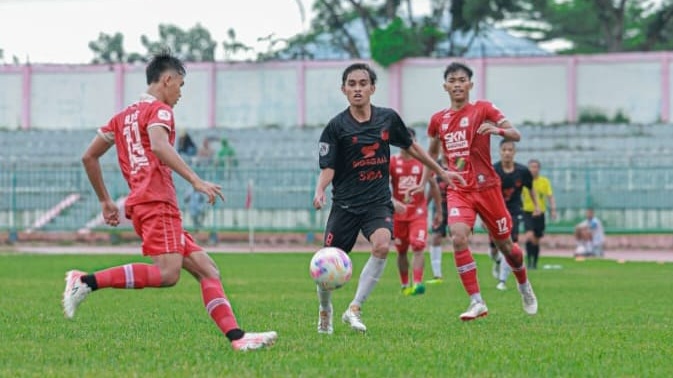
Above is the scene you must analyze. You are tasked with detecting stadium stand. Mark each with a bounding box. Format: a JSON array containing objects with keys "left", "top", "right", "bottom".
[{"left": 1, "top": 124, "right": 673, "bottom": 232}]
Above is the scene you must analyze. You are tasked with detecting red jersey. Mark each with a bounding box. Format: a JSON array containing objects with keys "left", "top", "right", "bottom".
[
  {"left": 389, "top": 154, "right": 427, "bottom": 221},
  {"left": 427, "top": 101, "right": 506, "bottom": 192},
  {"left": 98, "top": 94, "right": 178, "bottom": 209}
]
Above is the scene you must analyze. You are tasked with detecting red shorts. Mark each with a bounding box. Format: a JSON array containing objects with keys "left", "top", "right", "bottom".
[
  {"left": 447, "top": 186, "right": 512, "bottom": 241},
  {"left": 393, "top": 216, "right": 428, "bottom": 253},
  {"left": 126, "top": 202, "right": 203, "bottom": 256}
]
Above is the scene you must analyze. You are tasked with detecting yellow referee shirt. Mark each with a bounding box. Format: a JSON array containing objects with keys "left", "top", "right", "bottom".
[{"left": 522, "top": 176, "right": 553, "bottom": 212}]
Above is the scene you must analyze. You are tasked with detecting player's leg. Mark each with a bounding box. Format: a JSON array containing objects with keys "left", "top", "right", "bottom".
[
  {"left": 447, "top": 191, "right": 487, "bottom": 320},
  {"left": 63, "top": 203, "right": 184, "bottom": 319},
  {"left": 478, "top": 188, "right": 537, "bottom": 315},
  {"left": 426, "top": 205, "right": 447, "bottom": 284},
  {"left": 497, "top": 213, "right": 520, "bottom": 290},
  {"left": 182, "top": 241, "right": 276, "bottom": 351},
  {"left": 320, "top": 207, "right": 360, "bottom": 334},
  {"left": 408, "top": 216, "right": 428, "bottom": 295},
  {"left": 342, "top": 205, "right": 394, "bottom": 332},
  {"left": 522, "top": 212, "right": 535, "bottom": 269},
  {"left": 393, "top": 220, "right": 411, "bottom": 292},
  {"left": 488, "top": 236, "right": 501, "bottom": 280},
  {"left": 530, "top": 215, "right": 546, "bottom": 268}
]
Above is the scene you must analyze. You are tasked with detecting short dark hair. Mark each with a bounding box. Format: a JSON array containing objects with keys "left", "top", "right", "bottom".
[
  {"left": 443, "top": 62, "right": 473, "bottom": 80},
  {"left": 528, "top": 159, "right": 541, "bottom": 167},
  {"left": 146, "top": 50, "right": 186, "bottom": 85},
  {"left": 500, "top": 139, "right": 515, "bottom": 147},
  {"left": 342, "top": 63, "right": 377, "bottom": 86}
]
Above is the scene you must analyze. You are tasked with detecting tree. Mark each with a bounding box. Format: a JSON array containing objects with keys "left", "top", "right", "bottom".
[
  {"left": 140, "top": 23, "right": 217, "bottom": 62},
  {"left": 88, "top": 32, "right": 126, "bottom": 64},
  {"left": 509, "top": 0, "right": 673, "bottom": 53},
  {"left": 222, "top": 28, "right": 253, "bottom": 61}
]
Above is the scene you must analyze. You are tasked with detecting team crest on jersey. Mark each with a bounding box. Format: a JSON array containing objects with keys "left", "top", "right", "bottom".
[
  {"left": 158, "top": 109, "right": 172, "bottom": 121},
  {"left": 381, "top": 130, "right": 389, "bottom": 141},
  {"left": 460, "top": 117, "right": 469, "bottom": 128},
  {"left": 477, "top": 174, "right": 485, "bottom": 183},
  {"left": 396, "top": 168, "right": 403, "bottom": 174},
  {"left": 411, "top": 166, "right": 420, "bottom": 174},
  {"left": 352, "top": 136, "right": 358, "bottom": 144},
  {"left": 441, "top": 123, "right": 448, "bottom": 132},
  {"left": 319, "top": 142, "right": 330, "bottom": 156}
]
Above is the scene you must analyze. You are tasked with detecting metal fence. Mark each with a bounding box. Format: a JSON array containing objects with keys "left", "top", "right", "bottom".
[{"left": 1, "top": 164, "right": 672, "bottom": 235}]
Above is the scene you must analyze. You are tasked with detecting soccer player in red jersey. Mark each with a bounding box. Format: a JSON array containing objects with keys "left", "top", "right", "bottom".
[
  {"left": 390, "top": 127, "right": 442, "bottom": 296},
  {"left": 62, "top": 51, "right": 277, "bottom": 351},
  {"left": 313, "top": 63, "right": 465, "bottom": 334},
  {"left": 425, "top": 62, "right": 538, "bottom": 320}
]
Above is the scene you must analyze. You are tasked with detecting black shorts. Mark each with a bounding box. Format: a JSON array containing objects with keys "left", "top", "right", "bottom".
[
  {"left": 323, "top": 203, "right": 394, "bottom": 253},
  {"left": 523, "top": 211, "right": 546, "bottom": 238},
  {"left": 431, "top": 202, "right": 448, "bottom": 237}
]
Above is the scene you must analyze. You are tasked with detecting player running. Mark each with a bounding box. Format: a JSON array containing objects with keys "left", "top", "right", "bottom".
[{"left": 425, "top": 62, "right": 538, "bottom": 320}]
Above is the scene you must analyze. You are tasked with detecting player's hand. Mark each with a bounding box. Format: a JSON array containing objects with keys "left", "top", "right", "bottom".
[
  {"left": 439, "top": 170, "right": 466, "bottom": 189},
  {"left": 193, "top": 180, "right": 225, "bottom": 205},
  {"left": 476, "top": 121, "right": 498, "bottom": 135},
  {"left": 101, "top": 200, "right": 120, "bottom": 227},
  {"left": 432, "top": 210, "right": 443, "bottom": 228},
  {"left": 533, "top": 208, "right": 542, "bottom": 217},
  {"left": 550, "top": 208, "right": 557, "bottom": 220},
  {"left": 393, "top": 200, "right": 406, "bottom": 214},
  {"left": 313, "top": 188, "right": 326, "bottom": 210}
]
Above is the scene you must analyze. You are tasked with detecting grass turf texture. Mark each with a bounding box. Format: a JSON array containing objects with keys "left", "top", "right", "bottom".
[{"left": 1, "top": 252, "right": 671, "bottom": 378}]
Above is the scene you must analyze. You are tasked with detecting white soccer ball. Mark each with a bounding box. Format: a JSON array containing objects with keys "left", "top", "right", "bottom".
[{"left": 309, "top": 247, "right": 353, "bottom": 291}]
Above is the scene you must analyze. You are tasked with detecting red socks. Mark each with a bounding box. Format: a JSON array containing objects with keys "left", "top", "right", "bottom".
[
  {"left": 505, "top": 243, "right": 528, "bottom": 284},
  {"left": 454, "top": 249, "right": 480, "bottom": 295},
  {"left": 201, "top": 278, "right": 240, "bottom": 335},
  {"left": 412, "top": 268, "right": 424, "bottom": 284},
  {"left": 94, "top": 263, "right": 162, "bottom": 289}
]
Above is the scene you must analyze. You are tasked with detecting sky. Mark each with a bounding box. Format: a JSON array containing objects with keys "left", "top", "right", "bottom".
[{"left": 0, "top": 0, "right": 432, "bottom": 64}]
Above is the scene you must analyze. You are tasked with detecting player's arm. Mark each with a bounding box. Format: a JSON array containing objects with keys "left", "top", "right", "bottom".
[
  {"left": 427, "top": 177, "right": 443, "bottom": 227},
  {"left": 477, "top": 120, "right": 521, "bottom": 141},
  {"left": 313, "top": 168, "right": 334, "bottom": 210},
  {"left": 148, "top": 126, "right": 224, "bottom": 204},
  {"left": 548, "top": 191, "right": 558, "bottom": 220},
  {"left": 405, "top": 141, "right": 465, "bottom": 189},
  {"left": 82, "top": 135, "right": 119, "bottom": 226},
  {"left": 523, "top": 169, "right": 541, "bottom": 216}
]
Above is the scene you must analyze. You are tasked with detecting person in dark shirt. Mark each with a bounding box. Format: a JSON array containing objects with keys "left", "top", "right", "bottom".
[
  {"left": 312, "top": 62, "right": 464, "bottom": 334},
  {"left": 489, "top": 140, "right": 540, "bottom": 290}
]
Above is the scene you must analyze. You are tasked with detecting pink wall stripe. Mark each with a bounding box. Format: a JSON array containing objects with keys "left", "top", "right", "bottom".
[
  {"left": 475, "top": 58, "right": 486, "bottom": 100},
  {"left": 566, "top": 57, "right": 578, "bottom": 123},
  {"left": 208, "top": 62, "right": 216, "bottom": 128},
  {"left": 296, "top": 61, "right": 306, "bottom": 127},
  {"left": 114, "top": 64, "right": 124, "bottom": 112},
  {"left": 21, "top": 65, "right": 31, "bottom": 130},
  {"left": 661, "top": 55, "right": 670, "bottom": 123},
  {"left": 388, "top": 62, "right": 402, "bottom": 112}
]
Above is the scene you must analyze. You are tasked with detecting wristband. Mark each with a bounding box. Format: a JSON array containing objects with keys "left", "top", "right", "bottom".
[{"left": 497, "top": 128, "right": 505, "bottom": 136}]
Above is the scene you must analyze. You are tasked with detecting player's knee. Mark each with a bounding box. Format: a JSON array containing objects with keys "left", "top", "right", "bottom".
[
  {"left": 372, "top": 241, "right": 390, "bottom": 258},
  {"left": 451, "top": 233, "right": 469, "bottom": 249},
  {"left": 410, "top": 240, "right": 426, "bottom": 252},
  {"left": 161, "top": 267, "right": 182, "bottom": 287}
]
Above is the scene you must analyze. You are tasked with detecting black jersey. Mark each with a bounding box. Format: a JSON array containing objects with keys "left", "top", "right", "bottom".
[
  {"left": 318, "top": 105, "right": 413, "bottom": 213},
  {"left": 493, "top": 161, "right": 533, "bottom": 213}
]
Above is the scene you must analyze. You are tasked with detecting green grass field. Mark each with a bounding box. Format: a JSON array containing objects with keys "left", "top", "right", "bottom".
[{"left": 1, "top": 251, "right": 671, "bottom": 378}]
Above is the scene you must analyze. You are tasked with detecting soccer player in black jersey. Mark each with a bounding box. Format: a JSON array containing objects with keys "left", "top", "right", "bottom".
[
  {"left": 312, "top": 63, "right": 464, "bottom": 334},
  {"left": 489, "top": 140, "right": 540, "bottom": 290}
]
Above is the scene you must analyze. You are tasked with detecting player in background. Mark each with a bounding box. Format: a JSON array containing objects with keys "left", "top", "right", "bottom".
[
  {"left": 424, "top": 62, "right": 538, "bottom": 320},
  {"left": 522, "top": 159, "right": 557, "bottom": 269},
  {"left": 390, "top": 127, "right": 443, "bottom": 296},
  {"left": 62, "top": 51, "right": 277, "bottom": 351},
  {"left": 313, "top": 63, "right": 465, "bottom": 334},
  {"left": 425, "top": 157, "right": 450, "bottom": 285},
  {"left": 489, "top": 140, "right": 540, "bottom": 291}
]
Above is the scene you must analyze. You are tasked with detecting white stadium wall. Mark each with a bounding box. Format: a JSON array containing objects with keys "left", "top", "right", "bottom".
[
  {"left": 0, "top": 51, "right": 671, "bottom": 130},
  {"left": 0, "top": 69, "right": 22, "bottom": 129},
  {"left": 484, "top": 59, "right": 567, "bottom": 125}
]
